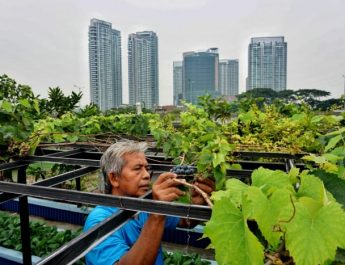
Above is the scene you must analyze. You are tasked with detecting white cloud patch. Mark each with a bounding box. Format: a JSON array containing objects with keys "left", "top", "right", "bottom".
[{"left": 122, "top": 0, "right": 209, "bottom": 10}]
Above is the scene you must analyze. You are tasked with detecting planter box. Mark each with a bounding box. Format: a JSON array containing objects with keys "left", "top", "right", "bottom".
[
  {"left": 0, "top": 246, "right": 40, "bottom": 265},
  {"left": 163, "top": 225, "right": 210, "bottom": 249},
  {"left": 0, "top": 197, "right": 89, "bottom": 225}
]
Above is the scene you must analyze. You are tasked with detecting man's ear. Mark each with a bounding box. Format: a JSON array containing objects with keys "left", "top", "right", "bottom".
[{"left": 108, "top": 172, "right": 120, "bottom": 188}]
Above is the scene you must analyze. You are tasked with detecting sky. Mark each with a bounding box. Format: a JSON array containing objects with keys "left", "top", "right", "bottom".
[{"left": 0, "top": 0, "right": 344, "bottom": 106}]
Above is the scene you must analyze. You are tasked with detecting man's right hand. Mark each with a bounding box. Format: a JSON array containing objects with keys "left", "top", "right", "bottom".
[{"left": 152, "top": 172, "right": 185, "bottom": 201}]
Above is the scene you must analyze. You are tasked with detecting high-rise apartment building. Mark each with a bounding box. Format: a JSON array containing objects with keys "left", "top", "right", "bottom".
[
  {"left": 88, "top": 18, "right": 122, "bottom": 111},
  {"left": 183, "top": 48, "right": 219, "bottom": 104},
  {"left": 219, "top": 59, "right": 239, "bottom": 96},
  {"left": 247, "top": 36, "right": 287, "bottom": 91},
  {"left": 128, "top": 31, "right": 158, "bottom": 109},
  {"left": 173, "top": 61, "right": 183, "bottom": 106}
]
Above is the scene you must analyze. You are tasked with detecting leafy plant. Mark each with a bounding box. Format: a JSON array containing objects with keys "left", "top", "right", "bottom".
[
  {"left": 0, "top": 74, "right": 40, "bottom": 159},
  {"left": 163, "top": 250, "right": 211, "bottom": 265},
  {"left": 0, "top": 212, "right": 83, "bottom": 263},
  {"left": 40, "top": 87, "right": 82, "bottom": 118},
  {"left": 204, "top": 167, "right": 345, "bottom": 265}
]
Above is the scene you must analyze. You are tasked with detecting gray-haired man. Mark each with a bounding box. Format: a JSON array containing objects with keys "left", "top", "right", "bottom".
[{"left": 84, "top": 140, "right": 214, "bottom": 265}]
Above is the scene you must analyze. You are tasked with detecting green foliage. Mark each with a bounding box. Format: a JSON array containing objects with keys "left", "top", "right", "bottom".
[
  {"left": 150, "top": 103, "right": 232, "bottom": 188},
  {"left": 233, "top": 103, "right": 340, "bottom": 152},
  {"left": 23, "top": 112, "right": 158, "bottom": 155},
  {"left": 76, "top": 103, "right": 101, "bottom": 118},
  {"left": 0, "top": 75, "right": 41, "bottom": 158},
  {"left": 197, "top": 95, "right": 236, "bottom": 122},
  {"left": 40, "top": 87, "right": 82, "bottom": 118},
  {"left": 163, "top": 250, "right": 210, "bottom": 265},
  {"left": 236, "top": 88, "right": 342, "bottom": 111},
  {"left": 303, "top": 127, "right": 345, "bottom": 179},
  {"left": 105, "top": 105, "right": 153, "bottom": 115},
  {"left": 204, "top": 168, "right": 345, "bottom": 265}
]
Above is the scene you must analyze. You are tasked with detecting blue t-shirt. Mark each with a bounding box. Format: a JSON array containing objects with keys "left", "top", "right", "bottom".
[{"left": 83, "top": 206, "right": 179, "bottom": 265}]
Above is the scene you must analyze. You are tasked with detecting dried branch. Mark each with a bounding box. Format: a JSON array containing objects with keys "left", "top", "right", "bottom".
[
  {"left": 179, "top": 153, "right": 185, "bottom": 165},
  {"left": 172, "top": 178, "right": 213, "bottom": 208},
  {"left": 264, "top": 253, "right": 283, "bottom": 265}
]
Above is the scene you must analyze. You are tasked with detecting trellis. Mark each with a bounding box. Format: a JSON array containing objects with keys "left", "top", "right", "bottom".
[{"left": 0, "top": 145, "right": 305, "bottom": 265}]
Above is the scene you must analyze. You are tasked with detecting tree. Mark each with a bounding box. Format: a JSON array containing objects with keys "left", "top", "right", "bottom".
[
  {"left": 294, "top": 89, "right": 330, "bottom": 101},
  {"left": 237, "top": 88, "right": 279, "bottom": 101},
  {"left": 40, "top": 87, "right": 82, "bottom": 117}
]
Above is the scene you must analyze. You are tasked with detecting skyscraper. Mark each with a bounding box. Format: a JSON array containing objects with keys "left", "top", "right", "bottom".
[
  {"left": 128, "top": 31, "right": 158, "bottom": 109},
  {"left": 183, "top": 48, "right": 219, "bottom": 104},
  {"left": 173, "top": 61, "right": 183, "bottom": 106},
  {"left": 219, "top": 59, "right": 239, "bottom": 96},
  {"left": 247, "top": 36, "right": 287, "bottom": 91},
  {"left": 88, "top": 18, "right": 122, "bottom": 111}
]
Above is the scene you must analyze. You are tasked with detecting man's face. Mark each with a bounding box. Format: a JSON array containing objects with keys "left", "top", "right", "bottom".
[{"left": 111, "top": 152, "right": 151, "bottom": 197}]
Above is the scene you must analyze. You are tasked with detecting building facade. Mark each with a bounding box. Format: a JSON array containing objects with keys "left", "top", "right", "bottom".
[
  {"left": 173, "top": 61, "right": 183, "bottom": 106},
  {"left": 183, "top": 48, "right": 219, "bottom": 104},
  {"left": 88, "top": 18, "right": 122, "bottom": 111},
  {"left": 219, "top": 59, "right": 239, "bottom": 96},
  {"left": 247, "top": 36, "right": 287, "bottom": 91},
  {"left": 128, "top": 31, "right": 158, "bottom": 109}
]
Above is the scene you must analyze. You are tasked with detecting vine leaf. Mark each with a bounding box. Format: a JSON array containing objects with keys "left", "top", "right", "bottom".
[
  {"left": 251, "top": 167, "right": 294, "bottom": 195},
  {"left": 297, "top": 173, "right": 329, "bottom": 204},
  {"left": 246, "top": 186, "right": 293, "bottom": 248},
  {"left": 325, "top": 134, "right": 342, "bottom": 152},
  {"left": 1, "top": 100, "right": 12, "bottom": 112},
  {"left": 204, "top": 197, "right": 264, "bottom": 265},
  {"left": 284, "top": 200, "right": 345, "bottom": 265},
  {"left": 313, "top": 169, "right": 345, "bottom": 207},
  {"left": 225, "top": 178, "right": 249, "bottom": 206}
]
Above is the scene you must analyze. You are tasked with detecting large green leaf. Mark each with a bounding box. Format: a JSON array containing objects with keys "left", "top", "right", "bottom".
[
  {"left": 251, "top": 168, "right": 293, "bottom": 195},
  {"left": 285, "top": 200, "right": 345, "bottom": 265},
  {"left": 245, "top": 187, "right": 293, "bottom": 248},
  {"left": 19, "top": 98, "right": 30, "bottom": 108},
  {"left": 297, "top": 173, "right": 329, "bottom": 204},
  {"left": 225, "top": 178, "right": 249, "bottom": 206},
  {"left": 325, "top": 135, "right": 343, "bottom": 152},
  {"left": 212, "top": 152, "right": 225, "bottom": 167},
  {"left": 313, "top": 170, "right": 345, "bottom": 207},
  {"left": 0, "top": 100, "right": 12, "bottom": 112},
  {"left": 204, "top": 197, "right": 264, "bottom": 265}
]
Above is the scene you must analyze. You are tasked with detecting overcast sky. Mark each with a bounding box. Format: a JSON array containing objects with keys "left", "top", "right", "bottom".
[{"left": 0, "top": 0, "right": 344, "bottom": 106}]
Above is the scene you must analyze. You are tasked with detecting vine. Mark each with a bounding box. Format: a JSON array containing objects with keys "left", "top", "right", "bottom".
[{"left": 204, "top": 167, "right": 345, "bottom": 265}]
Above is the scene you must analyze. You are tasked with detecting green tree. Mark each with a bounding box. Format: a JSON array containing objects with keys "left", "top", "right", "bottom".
[
  {"left": 294, "top": 89, "right": 330, "bottom": 101},
  {"left": 40, "top": 87, "right": 82, "bottom": 117},
  {"left": 237, "top": 88, "right": 279, "bottom": 100}
]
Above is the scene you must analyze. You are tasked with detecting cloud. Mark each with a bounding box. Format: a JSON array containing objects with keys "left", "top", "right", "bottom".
[{"left": 122, "top": 0, "right": 209, "bottom": 10}]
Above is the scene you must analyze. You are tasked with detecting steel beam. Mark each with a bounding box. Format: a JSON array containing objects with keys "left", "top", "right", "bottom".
[
  {"left": 37, "top": 209, "right": 136, "bottom": 265},
  {"left": 0, "top": 167, "right": 97, "bottom": 204},
  {"left": 0, "top": 182, "right": 212, "bottom": 221}
]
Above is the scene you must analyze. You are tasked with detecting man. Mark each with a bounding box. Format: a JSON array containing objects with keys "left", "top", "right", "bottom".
[{"left": 84, "top": 140, "right": 214, "bottom": 265}]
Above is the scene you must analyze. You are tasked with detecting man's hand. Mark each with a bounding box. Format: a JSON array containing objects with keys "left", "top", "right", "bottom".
[
  {"left": 191, "top": 177, "right": 215, "bottom": 205},
  {"left": 152, "top": 172, "right": 185, "bottom": 202}
]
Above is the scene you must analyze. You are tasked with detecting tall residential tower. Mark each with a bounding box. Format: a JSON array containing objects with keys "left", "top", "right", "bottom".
[
  {"left": 173, "top": 61, "right": 183, "bottom": 106},
  {"left": 219, "top": 59, "right": 239, "bottom": 96},
  {"left": 247, "top": 36, "right": 287, "bottom": 91},
  {"left": 128, "top": 31, "right": 158, "bottom": 109},
  {"left": 88, "top": 18, "right": 122, "bottom": 111}
]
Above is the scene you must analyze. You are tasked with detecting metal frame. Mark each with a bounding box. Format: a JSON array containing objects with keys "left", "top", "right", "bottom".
[{"left": 0, "top": 146, "right": 300, "bottom": 265}]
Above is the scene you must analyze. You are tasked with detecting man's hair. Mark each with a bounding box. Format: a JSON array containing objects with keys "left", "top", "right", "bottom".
[{"left": 100, "top": 140, "right": 148, "bottom": 194}]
